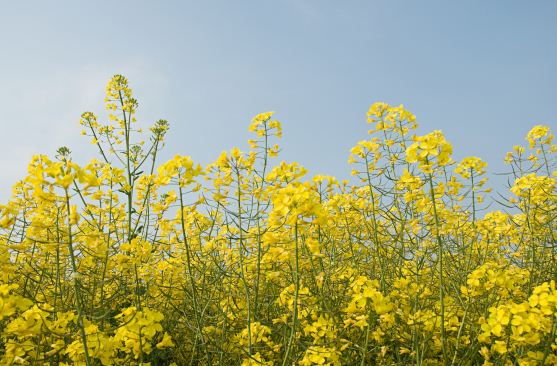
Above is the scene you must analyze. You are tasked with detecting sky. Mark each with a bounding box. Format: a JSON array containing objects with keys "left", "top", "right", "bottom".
[{"left": 0, "top": 0, "right": 555, "bottom": 203}]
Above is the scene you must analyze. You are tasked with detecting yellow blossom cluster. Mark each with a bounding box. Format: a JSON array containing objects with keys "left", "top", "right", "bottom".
[{"left": 0, "top": 78, "right": 556, "bottom": 365}]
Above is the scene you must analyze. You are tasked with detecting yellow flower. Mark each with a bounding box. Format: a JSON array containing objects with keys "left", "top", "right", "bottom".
[
  {"left": 156, "top": 333, "right": 175, "bottom": 349},
  {"left": 526, "top": 125, "right": 553, "bottom": 148}
]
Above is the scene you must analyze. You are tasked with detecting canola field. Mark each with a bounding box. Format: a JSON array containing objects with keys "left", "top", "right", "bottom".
[{"left": 1, "top": 75, "right": 556, "bottom": 365}]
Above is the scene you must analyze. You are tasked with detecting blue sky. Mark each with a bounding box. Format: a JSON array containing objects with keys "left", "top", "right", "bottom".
[{"left": 0, "top": 1, "right": 555, "bottom": 201}]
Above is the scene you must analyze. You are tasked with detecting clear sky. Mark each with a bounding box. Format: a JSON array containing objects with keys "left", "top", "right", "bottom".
[{"left": 0, "top": 1, "right": 555, "bottom": 202}]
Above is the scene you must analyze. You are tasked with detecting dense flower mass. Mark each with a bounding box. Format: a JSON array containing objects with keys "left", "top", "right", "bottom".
[{"left": 1, "top": 75, "right": 556, "bottom": 365}]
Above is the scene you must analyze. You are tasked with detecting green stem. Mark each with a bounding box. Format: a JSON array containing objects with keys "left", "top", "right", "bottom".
[
  {"left": 282, "top": 221, "right": 300, "bottom": 366},
  {"left": 65, "top": 188, "right": 92, "bottom": 366},
  {"left": 428, "top": 172, "right": 447, "bottom": 364}
]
